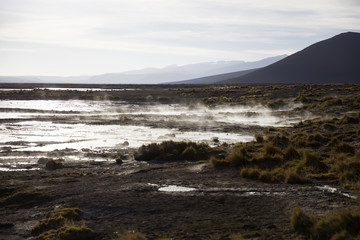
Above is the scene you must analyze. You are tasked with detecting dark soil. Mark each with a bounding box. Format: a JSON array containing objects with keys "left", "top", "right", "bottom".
[
  {"left": 1, "top": 83, "right": 360, "bottom": 239},
  {"left": 0, "top": 160, "right": 358, "bottom": 240}
]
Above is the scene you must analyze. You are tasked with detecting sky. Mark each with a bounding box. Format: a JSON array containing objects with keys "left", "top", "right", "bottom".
[{"left": 0, "top": 0, "right": 359, "bottom": 76}]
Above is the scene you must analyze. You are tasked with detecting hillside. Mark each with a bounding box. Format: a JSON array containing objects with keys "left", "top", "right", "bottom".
[
  {"left": 219, "top": 32, "right": 360, "bottom": 84},
  {"left": 166, "top": 69, "right": 257, "bottom": 84}
]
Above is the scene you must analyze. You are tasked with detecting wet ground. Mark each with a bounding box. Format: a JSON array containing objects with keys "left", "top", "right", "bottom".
[
  {"left": 0, "top": 161, "right": 357, "bottom": 240},
  {"left": 0, "top": 84, "right": 359, "bottom": 239},
  {"left": 0, "top": 97, "right": 306, "bottom": 171}
]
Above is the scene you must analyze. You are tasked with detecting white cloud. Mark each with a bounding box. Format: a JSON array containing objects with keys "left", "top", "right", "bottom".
[{"left": 0, "top": 0, "right": 359, "bottom": 75}]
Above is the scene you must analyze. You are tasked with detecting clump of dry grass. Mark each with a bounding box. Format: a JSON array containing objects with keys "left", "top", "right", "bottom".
[
  {"left": 134, "top": 141, "right": 214, "bottom": 162},
  {"left": 290, "top": 207, "right": 314, "bottom": 235},
  {"left": 31, "top": 208, "right": 82, "bottom": 235},
  {"left": 283, "top": 145, "right": 301, "bottom": 161},
  {"left": 31, "top": 207, "right": 95, "bottom": 240},
  {"left": 332, "top": 142, "right": 355, "bottom": 155},
  {"left": 0, "top": 188, "right": 49, "bottom": 209},
  {"left": 290, "top": 207, "right": 360, "bottom": 240},
  {"left": 240, "top": 167, "right": 260, "bottom": 180},
  {"left": 285, "top": 172, "right": 310, "bottom": 184}
]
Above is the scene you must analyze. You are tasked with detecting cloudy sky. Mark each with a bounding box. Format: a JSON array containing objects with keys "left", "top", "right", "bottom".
[{"left": 0, "top": 0, "right": 359, "bottom": 76}]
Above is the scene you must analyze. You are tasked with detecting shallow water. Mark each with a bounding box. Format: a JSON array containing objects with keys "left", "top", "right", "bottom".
[{"left": 0, "top": 98, "right": 307, "bottom": 169}]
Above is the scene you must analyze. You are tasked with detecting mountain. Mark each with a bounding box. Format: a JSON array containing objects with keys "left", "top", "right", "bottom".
[
  {"left": 87, "top": 55, "right": 286, "bottom": 84},
  {"left": 0, "top": 55, "right": 285, "bottom": 84},
  {"left": 219, "top": 32, "right": 360, "bottom": 84},
  {"left": 166, "top": 69, "right": 258, "bottom": 84}
]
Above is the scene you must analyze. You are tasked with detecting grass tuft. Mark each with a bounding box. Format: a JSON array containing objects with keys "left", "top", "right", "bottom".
[
  {"left": 283, "top": 145, "right": 301, "bottom": 161},
  {"left": 304, "top": 151, "right": 327, "bottom": 172},
  {"left": 291, "top": 207, "right": 360, "bottom": 240},
  {"left": 264, "top": 143, "right": 282, "bottom": 156},
  {"left": 209, "top": 156, "right": 229, "bottom": 168},
  {"left": 240, "top": 167, "right": 260, "bottom": 180},
  {"left": 32, "top": 208, "right": 94, "bottom": 240},
  {"left": 134, "top": 141, "right": 213, "bottom": 162},
  {"left": 31, "top": 208, "right": 82, "bottom": 235},
  {"left": 225, "top": 147, "right": 250, "bottom": 167},
  {"left": 332, "top": 142, "right": 355, "bottom": 155},
  {"left": 35, "top": 222, "right": 95, "bottom": 240},
  {"left": 285, "top": 172, "right": 310, "bottom": 184},
  {"left": 0, "top": 188, "right": 49, "bottom": 208},
  {"left": 290, "top": 207, "right": 314, "bottom": 235}
]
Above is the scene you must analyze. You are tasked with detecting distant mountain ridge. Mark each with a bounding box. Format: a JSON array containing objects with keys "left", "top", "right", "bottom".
[
  {"left": 0, "top": 55, "right": 286, "bottom": 84},
  {"left": 87, "top": 55, "right": 286, "bottom": 84},
  {"left": 218, "top": 32, "right": 360, "bottom": 84}
]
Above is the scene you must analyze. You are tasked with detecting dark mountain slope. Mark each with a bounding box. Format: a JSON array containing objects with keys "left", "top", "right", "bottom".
[
  {"left": 220, "top": 32, "right": 360, "bottom": 84},
  {"left": 166, "top": 69, "right": 257, "bottom": 84}
]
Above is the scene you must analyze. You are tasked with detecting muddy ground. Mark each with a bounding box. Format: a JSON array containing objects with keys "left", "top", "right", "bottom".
[
  {"left": 1, "top": 160, "right": 358, "bottom": 240},
  {"left": 0, "top": 83, "right": 360, "bottom": 239}
]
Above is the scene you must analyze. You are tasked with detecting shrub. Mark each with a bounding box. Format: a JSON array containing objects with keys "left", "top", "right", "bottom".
[
  {"left": 259, "top": 170, "right": 272, "bottom": 183},
  {"left": 266, "top": 134, "right": 289, "bottom": 148},
  {"left": 291, "top": 207, "right": 360, "bottom": 240},
  {"left": 209, "top": 156, "right": 229, "bottom": 168},
  {"left": 308, "top": 133, "right": 328, "bottom": 143},
  {"left": 35, "top": 223, "right": 95, "bottom": 240},
  {"left": 304, "top": 151, "right": 327, "bottom": 172},
  {"left": 32, "top": 208, "right": 82, "bottom": 235},
  {"left": 240, "top": 167, "right": 260, "bottom": 180},
  {"left": 331, "top": 158, "right": 360, "bottom": 183},
  {"left": 270, "top": 168, "right": 285, "bottom": 183},
  {"left": 264, "top": 143, "right": 282, "bottom": 156},
  {"left": 332, "top": 142, "right": 355, "bottom": 155},
  {"left": 0, "top": 188, "right": 48, "bottom": 208},
  {"left": 134, "top": 141, "right": 211, "bottom": 162},
  {"left": 284, "top": 146, "right": 301, "bottom": 161},
  {"left": 182, "top": 146, "right": 197, "bottom": 160},
  {"left": 32, "top": 208, "right": 94, "bottom": 240},
  {"left": 290, "top": 207, "right": 314, "bottom": 235},
  {"left": 225, "top": 148, "right": 249, "bottom": 167},
  {"left": 312, "top": 209, "right": 360, "bottom": 240},
  {"left": 285, "top": 172, "right": 310, "bottom": 184}
]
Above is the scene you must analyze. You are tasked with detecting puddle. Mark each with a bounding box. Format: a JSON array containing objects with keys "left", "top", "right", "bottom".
[
  {"left": 0, "top": 167, "right": 41, "bottom": 172},
  {"left": 316, "top": 185, "right": 357, "bottom": 199},
  {"left": 158, "top": 185, "right": 198, "bottom": 192}
]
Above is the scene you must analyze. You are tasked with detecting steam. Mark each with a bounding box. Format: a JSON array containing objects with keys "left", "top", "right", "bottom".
[{"left": 0, "top": 99, "right": 314, "bottom": 169}]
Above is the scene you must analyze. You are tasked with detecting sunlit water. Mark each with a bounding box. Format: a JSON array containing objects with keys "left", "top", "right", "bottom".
[{"left": 0, "top": 99, "right": 308, "bottom": 169}]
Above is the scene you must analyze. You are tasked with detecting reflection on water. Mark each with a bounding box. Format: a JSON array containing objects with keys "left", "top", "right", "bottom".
[{"left": 0, "top": 99, "right": 309, "bottom": 169}]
